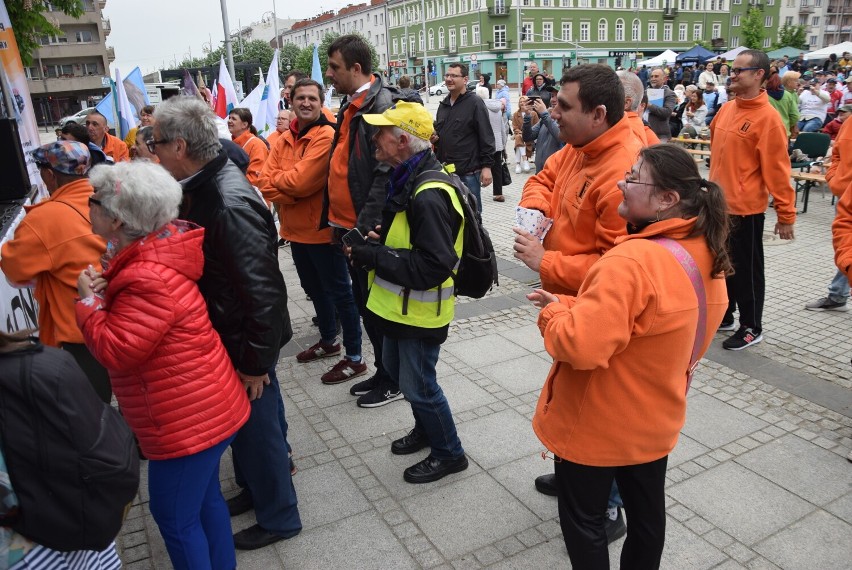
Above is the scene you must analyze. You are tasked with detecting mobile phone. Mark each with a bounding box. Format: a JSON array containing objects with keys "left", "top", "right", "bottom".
[
  {"left": 341, "top": 228, "right": 366, "bottom": 248},
  {"left": 527, "top": 96, "right": 541, "bottom": 102}
]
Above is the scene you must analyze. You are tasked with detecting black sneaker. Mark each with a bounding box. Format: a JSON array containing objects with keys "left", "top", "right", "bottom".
[
  {"left": 718, "top": 318, "right": 737, "bottom": 331},
  {"left": 277, "top": 238, "right": 290, "bottom": 248},
  {"left": 534, "top": 473, "right": 558, "bottom": 497},
  {"left": 722, "top": 327, "right": 763, "bottom": 351},
  {"left": 391, "top": 428, "right": 430, "bottom": 455},
  {"left": 357, "top": 385, "right": 404, "bottom": 408},
  {"left": 804, "top": 297, "right": 849, "bottom": 312},
  {"left": 350, "top": 374, "right": 380, "bottom": 396},
  {"left": 605, "top": 508, "right": 627, "bottom": 544}
]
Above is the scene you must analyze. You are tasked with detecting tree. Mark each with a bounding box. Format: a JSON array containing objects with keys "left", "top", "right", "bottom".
[
  {"left": 773, "top": 23, "right": 808, "bottom": 50},
  {"left": 281, "top": 42, "right": 301, "bottom": 73},
  {"left": 293, "top": 32, "right": 380, "bottom": 79},
  {"left": 740, "top": 7, "right": 766, "bottom": 50},
  {"left": 7, "top": 0, "right": 84, "bottom": 66}
]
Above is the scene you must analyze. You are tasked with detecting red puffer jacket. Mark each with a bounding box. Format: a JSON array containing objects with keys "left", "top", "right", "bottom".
[{"left": 76, "top": 221, "right": 250, "bottom": 460}]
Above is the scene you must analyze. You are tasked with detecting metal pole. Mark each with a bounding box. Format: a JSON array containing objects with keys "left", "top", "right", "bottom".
[
  {"left": 273, "top": 0, "right": 280, "bottom": 51},
  {"left": 516, "top": 0, "right": 523, "bottom": 91},
  {"left": 220, "top": 0, "right": 236, "bottom": 81},
  {"left": 421, "top": 0, "right": 429, "bottom": 100}
]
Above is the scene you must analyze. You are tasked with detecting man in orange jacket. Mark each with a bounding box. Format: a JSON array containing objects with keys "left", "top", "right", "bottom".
[
  {"left": 85, "top": 111, "right": 129, "bottom": 163},
  {"left": 0, "top": 141, "right": 109, "bottom": 402},
  {"left": 709, "top": 50, "right": 797, "bottom": 350},
  {"left": 514, "top": 64, "right": 643, "bottom": 544}
]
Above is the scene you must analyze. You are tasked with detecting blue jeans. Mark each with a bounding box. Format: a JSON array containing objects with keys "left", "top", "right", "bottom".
[
  {"left": 383, "top": 336, "right": 464, "bottom": 460},
  {"left": 828, "top": 269, "right": 851, "bottom": 302},
  {"left": 797, "top": 117, "right": 823, "bottom": 132},
  {"left": 148, "top": 435, "right": 236, "bottom": 570},
  {"left": 460, "top": 173, "right": 483, "bottom": 215},
  {"left": 231, "top": 374, "right": 301, "bottom": 536},
  {"left": 290, "top": 242, "right": 362, "bottom": 358}
]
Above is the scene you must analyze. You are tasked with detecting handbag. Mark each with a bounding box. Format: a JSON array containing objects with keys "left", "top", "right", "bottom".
[
  {"left": 649, "top": 237, "right": 707, "bottom": 394},
  {"left": 501, "top": 160, "right": 512, "bottom": 186}
]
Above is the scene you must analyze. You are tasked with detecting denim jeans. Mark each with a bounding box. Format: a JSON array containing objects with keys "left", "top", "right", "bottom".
[
  {"left": 149, "top": 435, "right": 236, "bottom": 570},
  {"left": 290, "top": 242, "right": 362, "bottom": 358},
  {"left": 460, "top": 172, "right": 483, "bottom": 215},
  {"left": 828, "top": 269, "right": 851, "bottom": 302},
  {"left": 797, "top": 117, "right": 823, "bottom": 132},
  {"left": 383, "top": 336, "right": 464, "bottom": 460}
]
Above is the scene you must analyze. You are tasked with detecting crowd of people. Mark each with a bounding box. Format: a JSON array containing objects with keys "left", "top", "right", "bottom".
[{"left": 1, "top": 36, "right": 850, "bottom": 570}]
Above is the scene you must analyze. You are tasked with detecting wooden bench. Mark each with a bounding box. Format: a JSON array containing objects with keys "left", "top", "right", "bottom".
[
  {"left": 670, "top": 137, "right": 711, "bottom": 146},
  {"left": 684, "top": 148, "right": 712, "bottom": 157},
  {"left": 790, "top": 171, "right": 826, "bottom": 213}
]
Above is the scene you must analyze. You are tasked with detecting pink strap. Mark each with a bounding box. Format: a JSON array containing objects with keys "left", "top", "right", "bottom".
[{"left": 649, "top": 237, "right": 707, "bottom": 394}]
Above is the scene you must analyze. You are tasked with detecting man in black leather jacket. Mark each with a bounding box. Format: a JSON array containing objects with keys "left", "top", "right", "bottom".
[{"left": 152, "top": 96, "right": 301, "bottom": 551}]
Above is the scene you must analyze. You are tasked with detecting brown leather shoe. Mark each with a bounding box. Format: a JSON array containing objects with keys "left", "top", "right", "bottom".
[{"left": 493, "top": 195, "right": 505, "bottom": 202}]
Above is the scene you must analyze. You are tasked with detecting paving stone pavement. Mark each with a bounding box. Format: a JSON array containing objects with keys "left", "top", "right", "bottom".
[{"left": 115, "top": 124, "right": 851, "bottom": 568}]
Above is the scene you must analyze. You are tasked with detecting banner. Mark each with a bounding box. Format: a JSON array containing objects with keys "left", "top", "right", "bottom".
[
  {"left": 95, "top": 66, "right": 149, "bottom": 130},
  {"left": 257, "top": 49, "right": 280, "bottom": 138}
]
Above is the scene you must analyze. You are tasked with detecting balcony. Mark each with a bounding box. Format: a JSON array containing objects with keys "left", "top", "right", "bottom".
[
  {"left": 825, "top": 24, "right": 839, "bottom": 31},
  {"left": 799, "top": 5, "right": 814, "bottom": 13},
  {"left": 27, "top": 75, "right": 109, "bottom": 95},
  {"left": 826, "top": 4, "right": 840, "bottom": 12},
  {"left": 487, "top": 5, "right": 510, "bottom": 16},
  {"left": 663, "top": 6, "right": 678, "bottom": 19},
  {"left": 98, "top": 0, "right": 107, "bottom": 9},
  {"left": 36, "top": 42, "right": 106, "bottom": 59},
  {"left": 107, "top": 46, "right": 115, "bottom": 62},
  {"left": 843, "top": 24, "right": 852, "bottom": 31},
  {"left": 486, "top": 39, "right": 513, "bottom": 50},
  {"left": 102, "top": 19, "right": 111, "bottom": 37}
]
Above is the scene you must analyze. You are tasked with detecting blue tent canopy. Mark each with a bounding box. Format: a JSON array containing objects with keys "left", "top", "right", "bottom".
[{"left": 676, "top": 45, "right": 716, "bottom": 63}]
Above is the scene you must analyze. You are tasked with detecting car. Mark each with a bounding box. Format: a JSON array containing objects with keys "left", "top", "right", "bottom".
[
  {"left": 58, "top": 107, "right": 95, "bottom": 128},
  {"left": 429, "top": 81, "right": 447, "bottom": 96},
  {"left": 466, "top": 80, "right": 478, "bottom": 92}
]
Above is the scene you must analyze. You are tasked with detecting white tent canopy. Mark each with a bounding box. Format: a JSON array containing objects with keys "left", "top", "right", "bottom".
[
  {"left": 637, "top": 49, "right": 679, "bottom": 67},
  {"left": 707, "top": 46, "right": 748, "bottom": 61},
  {"left": 805, "top": 41, "right": 852, "bottom": 59}
]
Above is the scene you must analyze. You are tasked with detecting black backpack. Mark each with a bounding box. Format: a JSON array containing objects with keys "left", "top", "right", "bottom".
[
  {"left": 413, "top": 168, "right": 499, "bottom": 298},
  {"left": 0, "top": 342, "right": 140, "bottom": 551}
]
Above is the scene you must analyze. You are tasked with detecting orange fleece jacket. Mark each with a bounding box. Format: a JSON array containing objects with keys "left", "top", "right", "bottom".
[
  {"left": 100, "top": 132, "right": 130, "bottom": 163},
  {"left": 709, "top": 90, "right": 797, "bottom": 224},
  {"left": 532, "top": 217, "right": 729, "bottom": 466},
  {"left": 626, "top": 112, "right": 650, "bottom": 146},
  {"left": 258, "top": 120, "right": 335, "bottom": 244},
  {"left": 519, "top": 116, "right": 642, "bottom": 295},
  {"left": 0, "top": 179, "right": 106, "bottom": 346},
  {"left": 644, "top": 125, "right": 661, "bottom": 145},
  {"left": 327, "top": 87, "right": 370, "bottom": 229},
  {"left": 826, "top": 117, "right": 852, "bottom": 198},
  {"left": 834, "top": 183, "right": 852, "bottom": 278},
  {"left": 266, "top": 129, "right": 284, "bottom": 148},
  {"left": 232, "top": 131, "right": 269, "bottom": 187}
]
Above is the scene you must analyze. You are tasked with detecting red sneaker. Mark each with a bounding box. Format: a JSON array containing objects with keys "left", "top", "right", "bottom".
[
  {"left": 296, "top": 340, "right": 341, "bottom": 363},
  {"left": 321, "top": 357, "right": 368, "bottom": 385}
]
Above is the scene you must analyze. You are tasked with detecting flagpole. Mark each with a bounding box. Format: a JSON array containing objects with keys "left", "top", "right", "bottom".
[{"left": 219, "top": 0, "right": 236, "bottom": 83}]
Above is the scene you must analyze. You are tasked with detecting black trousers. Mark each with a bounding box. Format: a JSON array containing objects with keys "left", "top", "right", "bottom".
[
  {"left": 492, "top": 151, "right": 504, "bottom": 197},
  {"left": 554, "top": 455, "right": 668, "bottom": 570},
  {"left": 724, "top": 213, "right": 765, "bottom": 333},
  {"left": 60, "top": 342, "right": 112, "bottom": 404},
  {"left": 347, "top": 263, "right": 395, "bottom": 388}
]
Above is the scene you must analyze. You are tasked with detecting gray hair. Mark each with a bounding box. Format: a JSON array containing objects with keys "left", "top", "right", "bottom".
[
  {"left": 89, "top": 161, "right": 183, "bottom": 240},
  {"left": 617, "top": 70, "right": 644, "bottom": 112},
  {"left": 153, "top": 96, "right": 221, "bottom": 162},
  {"left": 136, "top": 125, "right": 155, "bottom": 144},
  {"left": 392, "top": 126, "right": 432, "bottom": 154}
]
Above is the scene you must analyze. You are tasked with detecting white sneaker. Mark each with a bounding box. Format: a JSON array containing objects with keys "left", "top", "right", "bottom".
[
  {"left": 514, "top": 164, "right": 521, "bottom": 174},
  {"left": 522, "top": 162, "right": 530, "bottom": 172}
]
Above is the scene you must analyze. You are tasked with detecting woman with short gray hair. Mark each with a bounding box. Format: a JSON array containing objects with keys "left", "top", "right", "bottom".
[{"left": 76, "top": 160, "right": 250, "bottom": 570}]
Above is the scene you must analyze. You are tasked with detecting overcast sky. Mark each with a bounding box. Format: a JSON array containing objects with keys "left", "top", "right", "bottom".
[{"left": 103, "top": 0, "right": 352, "bottom": 76}]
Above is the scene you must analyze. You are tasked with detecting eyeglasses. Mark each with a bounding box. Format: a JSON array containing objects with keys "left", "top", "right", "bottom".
[
  {"left": 444, "top": 73, "right": 463, "bottom": 79},
  {"left": 623, "top": 172, "right": 657, "bottom": 188},
  {"left": 730, "top": 66, "right": 760, "bottom": 76},
  {"left": 276, "top": 117, "right": 289, "bottom": 122},
  {"left": 88, "top": 196, "right": 102, "bottom": 207},
  {"left": 146, "top": 139, "right": 170, "bottom": 153}
]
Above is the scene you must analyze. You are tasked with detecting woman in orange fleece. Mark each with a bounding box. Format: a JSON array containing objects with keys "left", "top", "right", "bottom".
[
  {"left": 529, "top": 144, "right": 730, "bottom": 569},
  {"left": 228, "top": 108, "right": 268, "bottom": 186}
]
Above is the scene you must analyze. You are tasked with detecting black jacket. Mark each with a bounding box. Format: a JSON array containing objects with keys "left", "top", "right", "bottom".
[
  {"left": 435, "top": 90, "right": 496, "bottom": 176},
  {"left": 359, "top": 152, "right": 462, "bottom": 343},
  {"left": 324, "top": 74, "right": 405, "bottom": 234},
  {"left": 179, "top": 151, "right": 291, "bottom": 376}
]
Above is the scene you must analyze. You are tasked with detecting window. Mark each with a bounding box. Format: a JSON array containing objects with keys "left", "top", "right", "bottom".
[
  {"left": 678, "top": 23, "right": 687, "bottom": 41},
  {"left": 597, "top": 0, "right": 607, "bottom": 6},
  {"left": 663, "top": 22, "right": 672, "bottom": 41},
  {"left": 693, "top": 23, "right": 702, "bottom": 39},
  {"left": 615, "top": 19, "right": 625, "bottom": 41},
  {"left": 472, "top": 23, "right": 480, "bottom": 44},
  {"left": 598, "top": 19, "right": 608, "bottom": 41},
  {"left": 560, "top": 0, "right": 573, "bottom": 6},
  {"left": 763, "top": 37, "right": 771, "bottom": 47},
  {"left": 764, "top": 16, "right": 772, "bottom": 26},
  {"left": 392, "top": 38, "right": 398, "bottom": 54},
  {"left": 679, "top": 0, "right": 687, "bottom": 9},
  {"left": 449, "top": 28, "right": 456, "bottom": 48},
  {"left": 75, "top": 30, "right": 94, "bottom": 43},
  {"left": 542, "top": 0, "right": 552, "bottom": 5},
  {"left": 615, "top": 0, "right": 624, "bottom": 7},
  {"left": 462, "top": 0, "right": 468, "bottom": 10},
  {"left": 632, "top": 0, "right": 640, "bottom": 7},
  {"left": 25, "top": 66, "right": 40, "bottom": 80},
  {"left": 785, "top": 16, "right": 793, "bottom": 25},
  {"left": 732, "top": 14, "right": 740, "bottom": 26},
  {"left": 812, "top": 16, "right": 820, "bottom": 25},
  {"left": 766, "top": 0, "right": 774, "bottom": 4},
  {"left": 419, "top": 30, "right": 425, "bottom": 50},
  {"left": 632, "top": 19, "right": 641, "bottom": 41},
  {"left": 429, "top": 28, "right": 434, "bottom": 49},
  {"left": 449, "top": 0, "right": 455, "bottom": 14},
  {"left": 543, "top": 22, "right": 553, "bottom": 41},
  {"left": 730, "top": 35, "right": 739, "bottom": 45},
  {"left": 578, "top": 0, "right": 590, "bottom": 5},
  {"left": 438, "top": 2, "right": 444, "bottom": 16},
  {"left": 522, "top": 22, "right": 533, "bottom": 42},
  {"left": 410, "top": 35, "right": 416, "bottom": 53},
  {"left": 580, "top": 21, "right": 590, "bottom": 42},
  {"left": 493, "top": 25, "right": 506, "bottom": 47},
  {"left": 809, "top": 34, "right": 818, "bottom": 45},
  {"left": 460, "top": 26, "right": 468, "bottom": 46},
  {"left": 694, "top": 0, "right": 703, "bottom": 9},
  {"left": 562, "top": 21, "right": 573, "bottom": 41},
  {"left": 712, "top": 22, "right": 721, "bottom": 37},
  {"left": 648, "top": 0, "right": 657, "bottom": 7},
  {"left": 83, "top": 62, "right": 98, "bottom": 75},
  {"left": 438, "top": 27, "right": 445, "bottom": 48},
  {"left": 733, "top": 0, "right": 740, "bottom": 4}
]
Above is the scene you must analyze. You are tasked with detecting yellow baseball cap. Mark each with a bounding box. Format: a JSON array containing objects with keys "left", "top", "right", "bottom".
[{"left": 363, "top": 101, "right": 434, "bottom": 141}]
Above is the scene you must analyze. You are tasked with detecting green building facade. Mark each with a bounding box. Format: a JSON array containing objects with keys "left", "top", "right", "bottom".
[{"left": 385, "top": 0, "right": 780, "bottom": 87}]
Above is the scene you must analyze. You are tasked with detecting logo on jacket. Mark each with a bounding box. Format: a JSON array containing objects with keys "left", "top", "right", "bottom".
[{"left": 739, "top": 121, "right": 752, "bottom": 133}]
